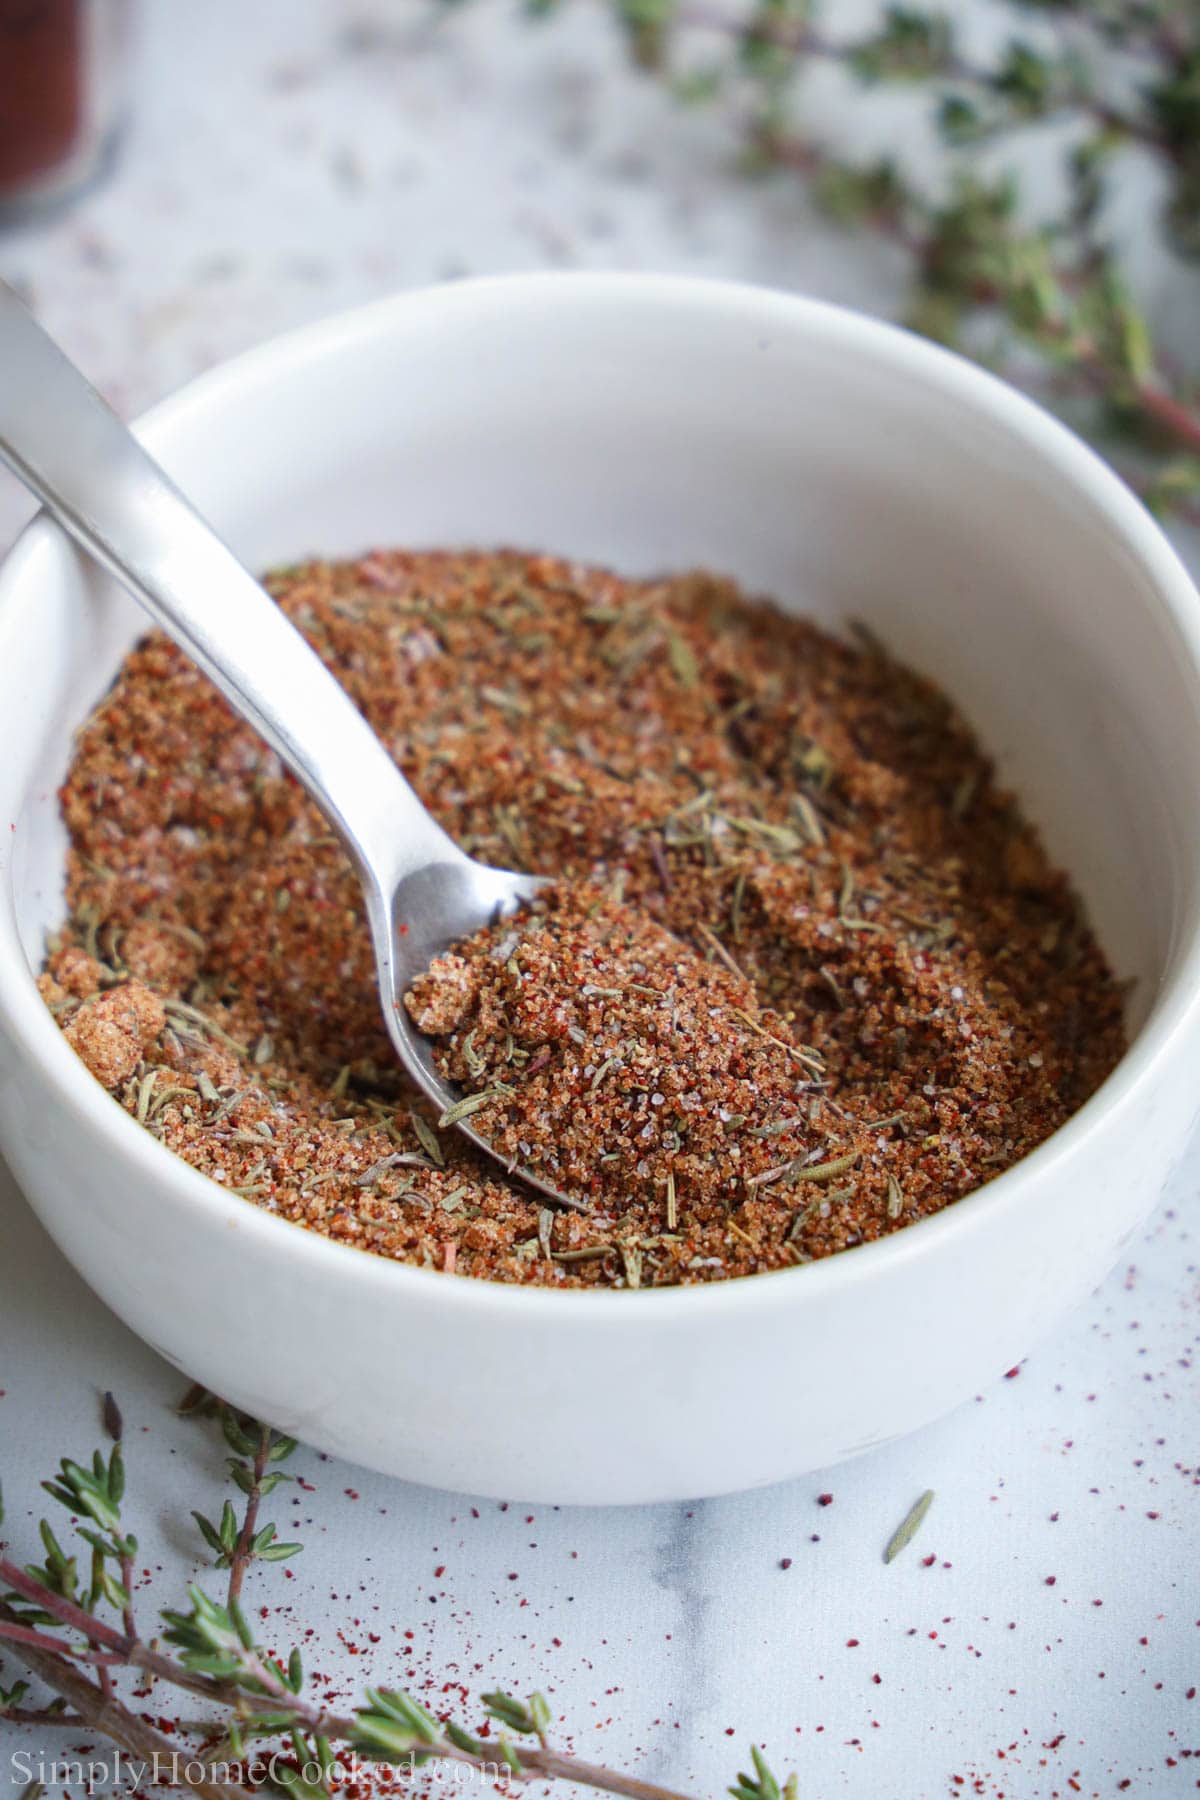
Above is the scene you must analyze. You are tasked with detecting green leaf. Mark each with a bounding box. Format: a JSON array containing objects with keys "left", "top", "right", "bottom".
[
  {"left": 176, "top": 1649, "right": 245, "bottom": 1680},
  {"left": 227, "top": 1461, "right": 256, "bottom": 1496},
  {"left": 274, "top": 1768, "right": 327, "bottom": 1800},
  {"left": 99, "top": 1567, "right": 130, "bottom": 1612},
  {"left": 992, "top": 39, "right": 1055, "bottom": 116},
  {"left": 671, "top": 64, "right": 723, "bottom": 105},
  {"left": 229, "top": 1594, "right": 256, "bottom": 1650},
  {"left": 751, "top": 1744, "right": 782, "bottom": 1800},
  {"left": 1143, "top": 456, "right": 1200, "bottom": 516},
  {"left": 75, "top": 1527, "right": 119, "bottom": 1559},
  {"left": 937, "top": 94, "right": 984, "bottom": 143},
  {"left": 849, "top": 6, "right": 953, "bottom": 83},
  {"left": 350, "top": 1713, "right": 422, "bottom": 1761},
  {"left": 444, "top": 1721, "right": 488, "bottom": 1755},
  {"left": 362, "top": 1687, "right": 440, "bottom": 1744},
  {"left": 614, "top": 0, "right": 675, "bottom": 69},
  {"left": 219, "top": 1500, "right": 240, "bottom": 1552},
  {"left": 529, "top": 1690, "right": 552, "bottom": 1739},
  {"left": 38, "top": 1521, "right": 68, "bottom": 1569},
  {"left": 268, "top": 1436, "right": 299, "bottom": 1463},
  {"left": 498, "top": 1736, "right": 525, "bottom": 1775},
  {"left": 220, "top": 1411, "right": 258, "bottom": 1459},
  {"left": 482, "top": 1691, "right": 536, "bottom": 1734},
  {"left": 259, "top": 1541, "right": 303, "bottom": 1562},
  {"left": 192, "top": 1511, "right": 225, "bottom": 1557}
]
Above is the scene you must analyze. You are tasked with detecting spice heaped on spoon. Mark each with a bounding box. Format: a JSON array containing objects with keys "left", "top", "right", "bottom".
[
  {"left": 0, "top": 281, "right": 580, "bottom": 1207},
  {"left": 405, "top": 881, "right": 851, "bottom": 1212}
]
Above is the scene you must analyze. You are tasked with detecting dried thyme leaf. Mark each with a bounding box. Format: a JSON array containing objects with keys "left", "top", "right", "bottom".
[
  {"left": 356, "top": 1151, "right": 436, "bottom": 1188},
  {"left": 748, "top": 1148, "right": 859, "bottom": 1192},
  {"left": 162, "top": 998, "right": 247, "bottom": 1057},
  {"left": 730, "top": 868, "right": 747, "bottom": 941},
  {"left": 838, "top": 862, "right": 855, "bottom": 918},
  {"left": 438, "top": 1088, "right": 511, "bottom": 1128},
  {"left": 791, "top": 792, "right": 826, "bottom": 847},
  {"left": 618, "top": 1242, "right": 643, "bottom": 1289},
  {"left": 480, "top": 685, "right": 532, "bottom": 716},
  {"left": 101, "top": 1390, "right": 123, "bottom": 1443},
  {"left": 410, "top": 1112, "right": 446, "bottom": 1167},
  {"left": 883, "top": 1489, "right": 935, "bottom": 1564},
  {"left": 135, "top": 1068, "right": 158, "bottom": 1124},
  {"left": 727, "top": 1006, "right": 824, "bottom": 1074},
  {"left": 723, "top": 814, "right": 801, "bottom": 855},
  {"left": 552, "top": 1244, "right": 615, "bottom": 1264},
  {"left": 537, "top": 1207, "right": 554, "bottom": 1261},
  {"left": 667, "top": 630, "right": 700, "bottom": 688}
]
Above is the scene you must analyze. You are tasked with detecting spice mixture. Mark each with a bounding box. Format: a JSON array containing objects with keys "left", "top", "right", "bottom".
[{"left": 42, "top": 548, "right": 1125, "bottom": 1287}]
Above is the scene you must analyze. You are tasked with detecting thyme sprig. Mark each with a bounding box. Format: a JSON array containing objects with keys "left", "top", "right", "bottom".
[
  {"left": 461, "top": 0, "right": 1200, "bottom": 519},
  {"left": 0, "top": 1394, "right": 786, "bottom": 1800}
]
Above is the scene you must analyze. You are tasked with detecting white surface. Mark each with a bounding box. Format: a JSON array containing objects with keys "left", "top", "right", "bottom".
[{"left": 1, "top": 3, "right": 1198, "bottom": 1794}]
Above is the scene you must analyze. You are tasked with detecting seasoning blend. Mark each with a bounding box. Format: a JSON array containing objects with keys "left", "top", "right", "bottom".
[
  {"left": 0, "top": 0, "right": 133, "bottom": 219},
  {"left": 42, "top": 549, "right": 1126, "bottom": 1289}
]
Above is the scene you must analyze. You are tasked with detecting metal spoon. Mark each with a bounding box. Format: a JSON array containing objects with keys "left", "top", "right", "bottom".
[{"left": 0, "top": 283, "right": 580, "bottom": 1208}]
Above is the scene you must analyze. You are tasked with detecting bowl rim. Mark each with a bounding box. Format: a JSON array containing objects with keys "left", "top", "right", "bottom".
[{"left": 3, "top": 268, "right": 1200, "bottom": 1324}]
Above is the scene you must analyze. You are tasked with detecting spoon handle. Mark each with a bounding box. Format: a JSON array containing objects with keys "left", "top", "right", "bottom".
[{"left": 0, "top": 282, "right": 465, "bottom": 898}]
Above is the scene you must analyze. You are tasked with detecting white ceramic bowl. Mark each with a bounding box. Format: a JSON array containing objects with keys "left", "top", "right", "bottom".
[{"left": 2, "top": 275, "right": 1199, "bottom": 1505}]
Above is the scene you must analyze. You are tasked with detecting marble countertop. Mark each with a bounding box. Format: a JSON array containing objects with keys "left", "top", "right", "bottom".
[{"left": 1, "top": 5, "right": 1197, "bottom": 1796}]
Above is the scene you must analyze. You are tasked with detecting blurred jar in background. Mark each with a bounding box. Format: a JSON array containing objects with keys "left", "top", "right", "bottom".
[{"left": 0, "top": 0, "right": 134, "bottom": 220}]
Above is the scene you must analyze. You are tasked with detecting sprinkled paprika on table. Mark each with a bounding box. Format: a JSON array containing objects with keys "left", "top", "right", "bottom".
[{"left": 41, "top": 548, "right": 1125, "bottom": 1287}]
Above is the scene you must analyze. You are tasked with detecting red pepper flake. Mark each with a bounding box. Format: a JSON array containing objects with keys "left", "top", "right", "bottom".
[
  {"left": 817, "top": 1494, "right": 834, "bottom": 1508},
  {"left": 779, "top": 1557, "right": 792, "bottom": 1570}
]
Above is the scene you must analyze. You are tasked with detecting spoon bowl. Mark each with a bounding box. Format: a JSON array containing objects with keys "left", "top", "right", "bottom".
[
  {"left": 0, "top": 282, "right": 572, "bottom": 1205},
  {"left": 380, "top": 858, "right": 567, "bottom": 1192}
]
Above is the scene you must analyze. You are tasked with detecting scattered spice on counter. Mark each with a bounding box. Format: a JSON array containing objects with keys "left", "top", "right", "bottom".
[{"left": 42, "top": 547, "right": 1125, "bottom": 1287}]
